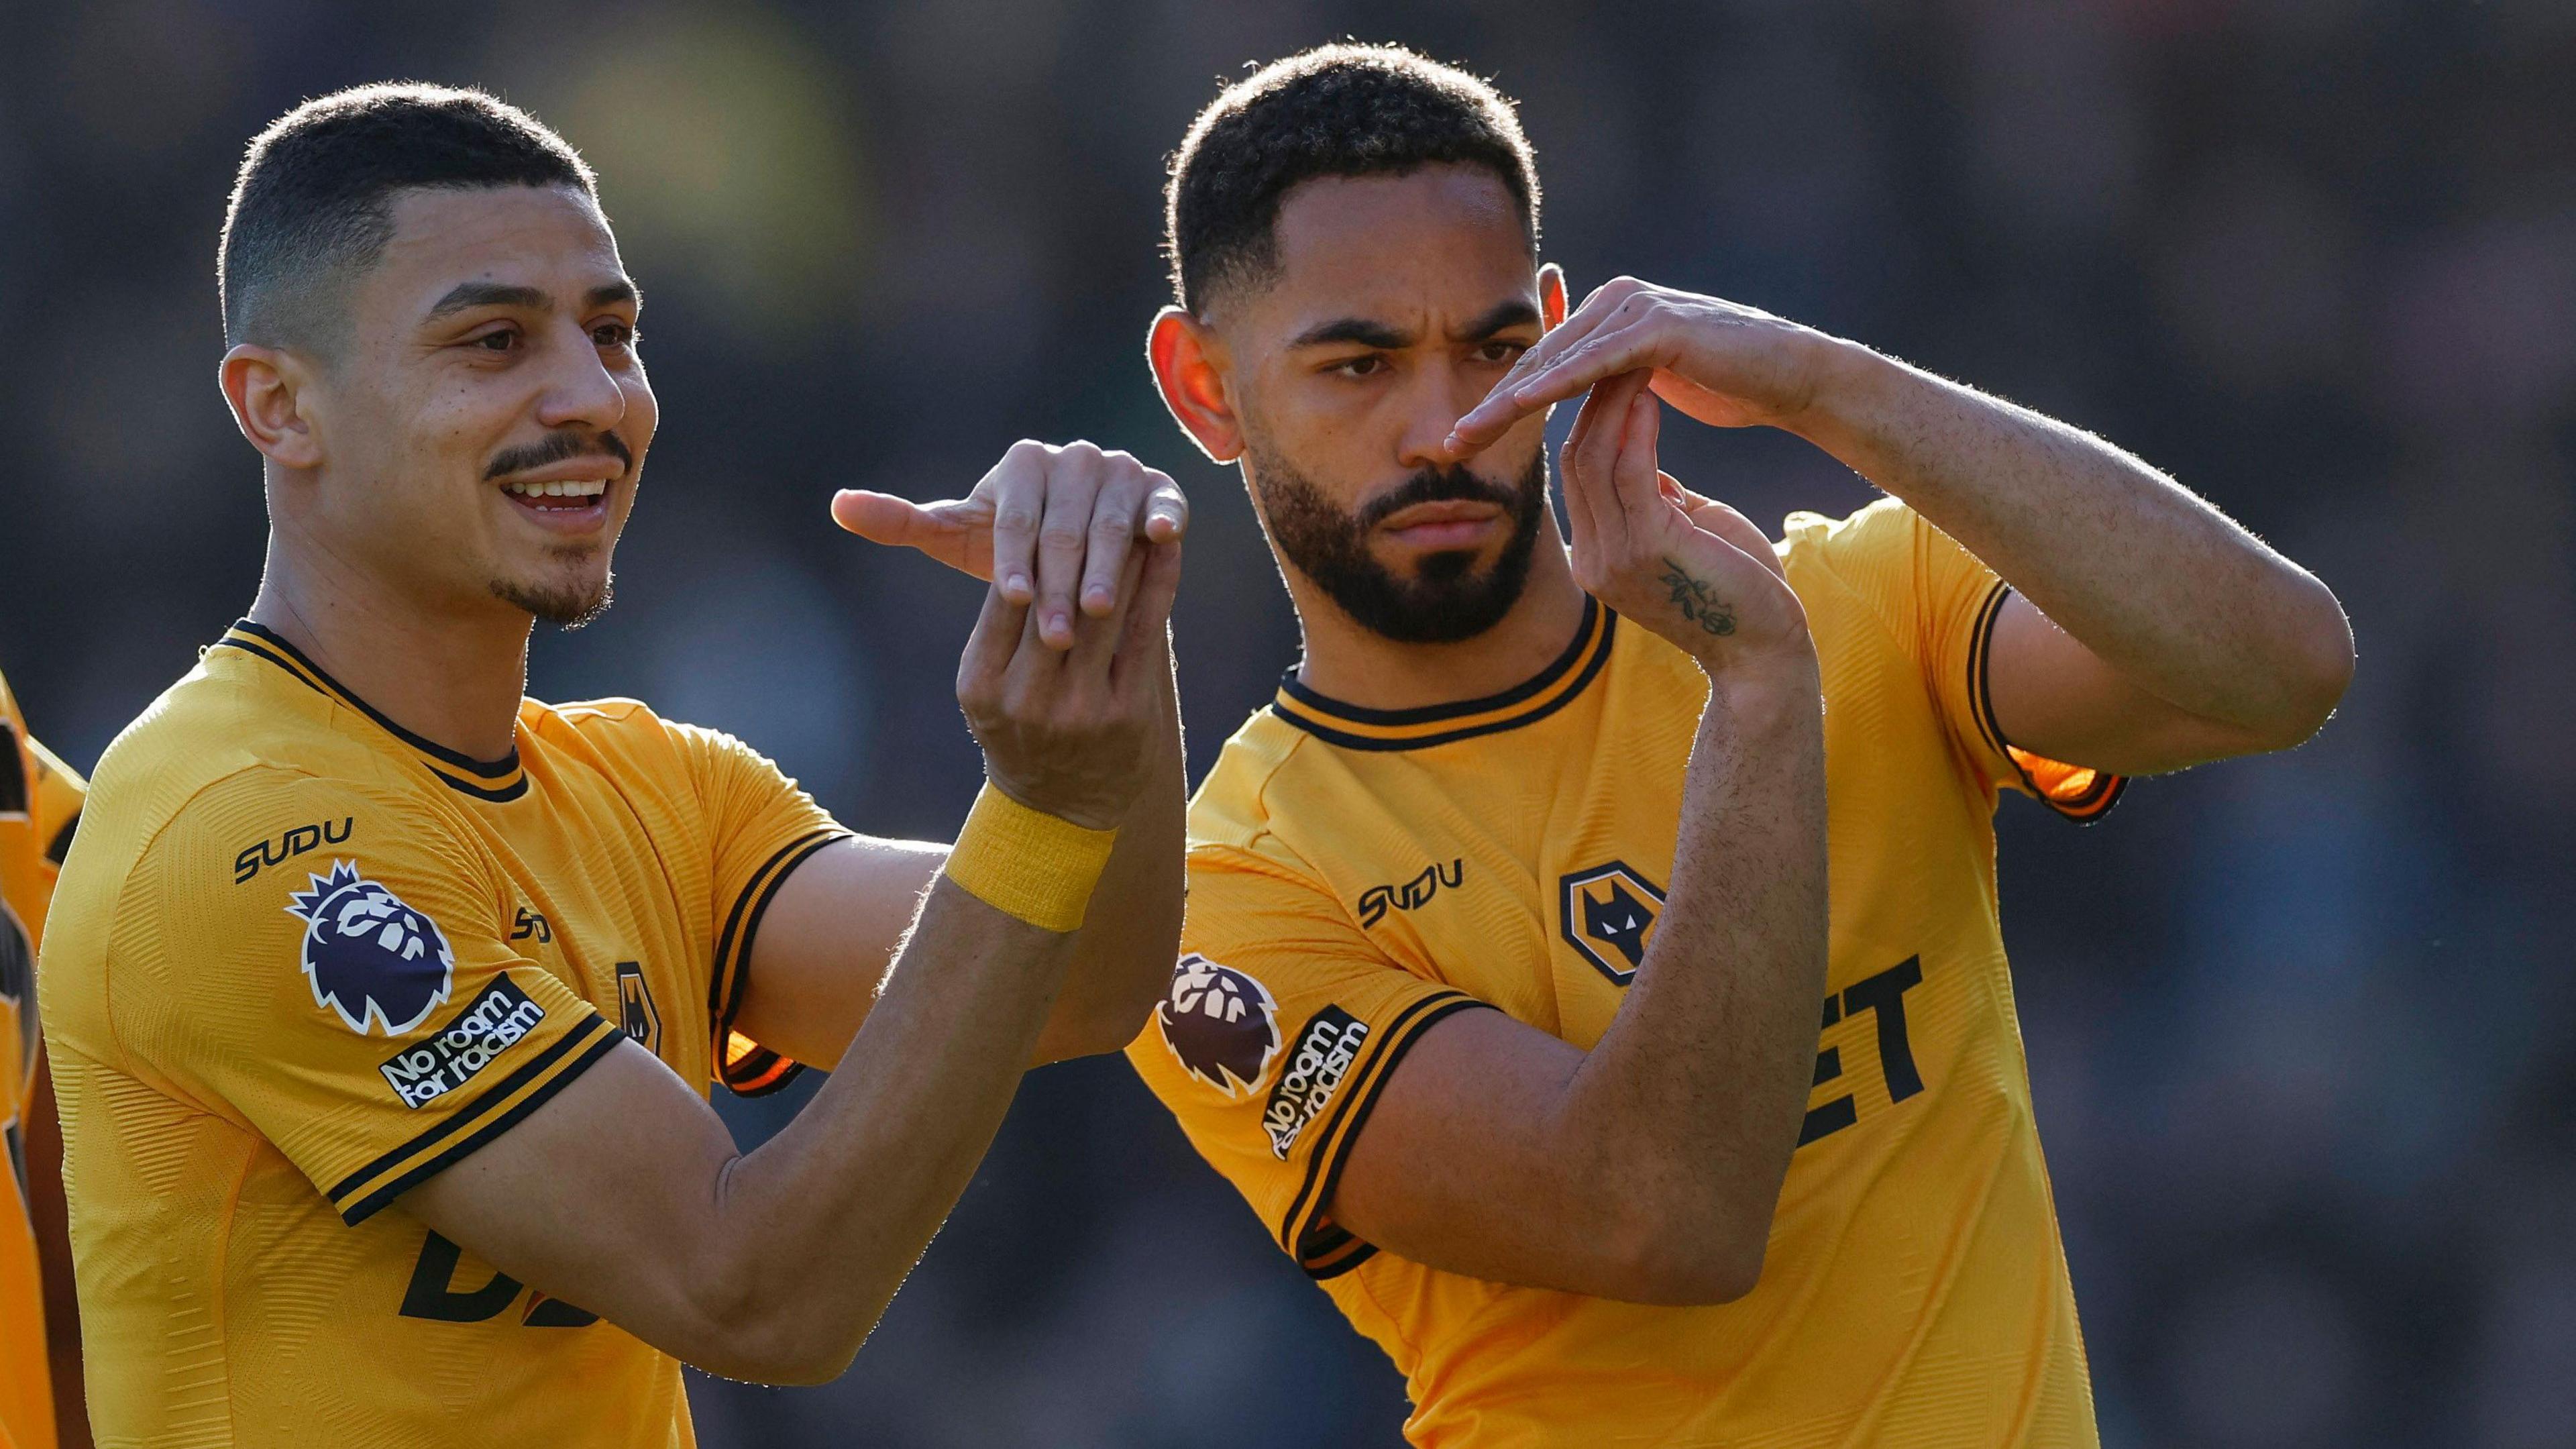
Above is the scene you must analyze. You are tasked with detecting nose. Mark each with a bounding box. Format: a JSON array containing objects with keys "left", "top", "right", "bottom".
[
  {"left": 1393, "top": 358, "right": 1486, "bottom": 473},
  {"left": 534, "top": 319, "right": 628, "bottom": 436}
]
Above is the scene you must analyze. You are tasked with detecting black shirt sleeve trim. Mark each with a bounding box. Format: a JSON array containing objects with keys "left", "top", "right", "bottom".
[
  {"left": 1969, "top": 582, "right": 2129, "bottom": 825},
  {"left": 1279, "top": 994, "right": 1491, "bottom": 1276},
  {"left": 335, "top": 1016, "right": 623, "bottom": 1225},
  {"left": 712, "top": 830, "right": 849, "bottom": 1097}
]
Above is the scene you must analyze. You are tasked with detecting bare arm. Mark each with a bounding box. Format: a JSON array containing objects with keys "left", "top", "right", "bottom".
[
  {"left": 730, "top": 639, "right": 1184, "bottom": 1068},
  {"left": 1449, "top": 278, "right": 2356, "bottom": 774},
  {"left": 1336, "top": 371, "right": 1829, "bottom": 1305},
  {"left": 405, "top": 535, "right": 1182, "bottom": 1385}
]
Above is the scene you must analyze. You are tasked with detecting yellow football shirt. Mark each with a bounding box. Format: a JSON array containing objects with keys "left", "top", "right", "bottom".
[
  {"left": 2, "top": 669, "right": 85, "bottom": 1449},
  {"left": 40, "top": 622, "right": 845, "bottom": 1447},
  {"left": 1128, "top": 499, "right": 2122, "bottom": 1448}
]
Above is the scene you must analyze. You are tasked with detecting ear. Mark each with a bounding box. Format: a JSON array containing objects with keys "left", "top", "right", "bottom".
[
  {"left": 1147, "top": 307, "right": 1243, "bottom": 464},
  {"left": 219, "top": 343, "right": 327, "bottom": 472},
  {"left": 1539, "top": 263, "right": 1569, "bottom": 331}
]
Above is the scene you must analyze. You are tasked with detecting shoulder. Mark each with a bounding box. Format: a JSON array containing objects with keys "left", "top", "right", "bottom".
[
  {"left": 1186, "top": 708, "right": 1318, "bottom": 855},
  {"left": 1779, "top": 495, "right": 1915, "bottom": 579},
  {"left": 533, "top": 686, "right": 762, "bottom": 768},
  {"left": 523, "top": 694, "right": 666, "bottom": 756},
  {"left": 522, "top": 694, "right": 710, "bottom": 793},
  {"left": 86, "top": 665, "right": 419, "bottom": 864}
]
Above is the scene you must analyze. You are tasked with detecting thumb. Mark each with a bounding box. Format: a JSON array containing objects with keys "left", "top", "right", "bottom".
[{"left": 830, "top": 489, "right": 944, "bottom": 544}]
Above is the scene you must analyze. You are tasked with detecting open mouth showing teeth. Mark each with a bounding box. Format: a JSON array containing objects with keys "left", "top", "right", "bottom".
[{"left": 500, "top": 479, "right": 610, "bottom": 509}]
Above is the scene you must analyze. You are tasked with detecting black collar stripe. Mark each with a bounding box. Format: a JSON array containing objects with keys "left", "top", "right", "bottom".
[
  {"left": 1269, "top": 602, "right": 1617, "bottom": 752},
  {"left": 217, "top": 621, "right": 529, "bottom": 802}
]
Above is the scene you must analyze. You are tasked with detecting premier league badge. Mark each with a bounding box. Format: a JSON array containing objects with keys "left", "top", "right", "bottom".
[
  {"left": 1157, "top": 954, "right": 1281, "bottom": 1099},
  {"left": 286, "top": 860, "right": 455, "bottom": 1036}
]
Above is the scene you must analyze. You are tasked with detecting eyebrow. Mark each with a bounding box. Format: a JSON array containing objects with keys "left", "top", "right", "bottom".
[
  {"left": 1291, "top": 317, "right": 1413, "bottom": 350},
  {"left": 1288, "top": 299, "right": 1544, "bottom": 351},
  {"left": 1458, "top": 300, "right": 1542, "bottom": 340},
  {"left": 423, "top": 277, "right": 640, "bottom": 321}
]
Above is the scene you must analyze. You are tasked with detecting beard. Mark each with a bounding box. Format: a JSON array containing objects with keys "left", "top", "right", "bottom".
[
  {"left": 491, "top": 558, "right": 614, "bottom": 629},
  {"left": 1247, "top": 440, "right": 1548, "bottom": 645}
]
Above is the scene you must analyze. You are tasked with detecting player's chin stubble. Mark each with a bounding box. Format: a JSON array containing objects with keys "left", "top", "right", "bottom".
[
  {"left": 490, "top": 559, "right": 615, "bottom": 630},
  {"left": 1248, "top": 439, "right": 1548, "bottom": 645}
]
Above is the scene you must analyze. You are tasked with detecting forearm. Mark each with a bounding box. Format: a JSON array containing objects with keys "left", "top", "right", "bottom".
[
  {"left": 1557, "top": 664, "right": 1828, "bottom": 1268},
  {"left": 1046, "top": 645, "right": 1185, "bottom": 1057},
  {"left": 693, "top": 882, "right": 1072, "bottom": 1377},
  {"left": 1793, "top": 342, "right": 2353, "bottom": 731}
]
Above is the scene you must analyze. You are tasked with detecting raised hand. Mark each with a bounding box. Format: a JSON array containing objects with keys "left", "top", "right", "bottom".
[
  {"left": 833, "top": 440, "right": 1189, "bottom": 651},
  {"left": 953, "top": 529, "right": 1182, "bottom": 832},
  {"left": 1444, "top": 277, "right": 1837, "bottom": 459},
  {"left": 1560, "top": 369, "right": 1813, "bottom": 677}
]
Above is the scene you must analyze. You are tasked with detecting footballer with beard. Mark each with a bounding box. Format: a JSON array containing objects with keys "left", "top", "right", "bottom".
[{"left": 1119, "top": 46, "right": 2355, "bottom": 1448}]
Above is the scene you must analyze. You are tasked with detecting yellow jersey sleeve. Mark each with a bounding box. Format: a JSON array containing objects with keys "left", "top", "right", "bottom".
[
  {"left": 117, "top": 767, "right": 621, "bottom": 1225},
  {"left": 1128, "top": 844, "right": 1485, "bottom": 1280},
  {"left": 1790, "top": 498, "right": 2125, "bottom": 821},
  {"left": 666, "top": 722, "right": 849, "bottom": 1095}
]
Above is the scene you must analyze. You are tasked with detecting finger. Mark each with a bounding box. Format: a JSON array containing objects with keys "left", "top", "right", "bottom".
[
  {"left": 1112, "top": 537, "right": 1183, "bottom": 698},
  {"left": 985, "top": 442, "right": 1048, "bottom": 605},
  {"left": 1608, "top": 386, "right": 1664, "bottom": 532},
  {"left": 1440, "top": 286, "right": 1633, "bottom": 461},
  {"left": 998, "top": 564, "right": 1066, "bottom": 703},
  {"left": 1567, "top": 371, "right": 1653, "bottom": 559},
  {"left": 1070, "top": 540, "right": 1148, "bottom": 677},
  {"left": 1142, "top": 472, "right": 1189, "bottom": 544},
  {"left": 1078, "top": 460, "right": 1149, "bottom": 619},
  {"left": 1489, "top": 285, "right": 1623, "bottom": 398},
  {"left": 1670, "top": 480, "right": 1789, "bottom": 582},
  {"left": 831, "top": 491, "right": 996, "bottom": 578},
  {"left": 1561, "top": 376, "right": 1639, "bottom": 562},
  {"left": 957, "top": 573, "right": 1032, "bottom": 699},
  {"left": 1449, "top": 317, "right": 1660, "bottom": 454},
  {"left": 1487, "top": 275, "right": 1644, "bottom": 397},
  {"left": 1034, "top": 445, "right": 1104, "bottom": 649},
  {"left": 829, "top": 489, "right": 940, "bottom": 545},
  {"left": 1556, "top": 381, "right": 1617, "bottom": 562}
]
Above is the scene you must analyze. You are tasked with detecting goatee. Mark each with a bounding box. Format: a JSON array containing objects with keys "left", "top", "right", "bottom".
[{"left": 1247, "top": 442, "right": 1547, "bottom": 645}]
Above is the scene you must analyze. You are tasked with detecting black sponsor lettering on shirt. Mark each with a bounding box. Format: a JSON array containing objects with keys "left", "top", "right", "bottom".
[
  {"left": 1799, "top": 956, "right": 1927, "bottom": 1148},
  {"left": 1358, "top": 859, "right": 1464, "bottom": 928},
  {"left": 232, "top": 816, "right": 354, "bottom": 884}
]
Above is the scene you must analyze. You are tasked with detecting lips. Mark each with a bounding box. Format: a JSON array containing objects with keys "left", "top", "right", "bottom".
[{"left": 1379, "top": 499, "right": 1503, "bottom": 551}]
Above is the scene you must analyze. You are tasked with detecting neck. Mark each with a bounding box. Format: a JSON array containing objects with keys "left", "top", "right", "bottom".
[
  {"left": 248, "top": 528, "right": 532, "bottom": 763},
  {"left": 1286, "top": 523, "right": 1589, "bottom": 712}
]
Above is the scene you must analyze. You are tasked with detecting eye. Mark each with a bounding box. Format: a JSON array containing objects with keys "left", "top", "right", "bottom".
[
  {"left": 471, "top": 326, "right": 520, "bottom": 353},
  {"left": 1472, "top": 341, "right": 1524, "bottom": 366},
  {"left": 592, "top": 321, "right": 637, "bottom": 348},
  {"left": 1332, "top": 355, "right": 1388, "bottom": 378}
]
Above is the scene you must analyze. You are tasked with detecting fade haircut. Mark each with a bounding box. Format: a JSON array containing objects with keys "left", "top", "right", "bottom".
[
  {"left": 1166, "top": 44, "right": 1541, "bottom": 317},
  {"left": 219, "top": 83, "right": 596, "bottom": 351}
]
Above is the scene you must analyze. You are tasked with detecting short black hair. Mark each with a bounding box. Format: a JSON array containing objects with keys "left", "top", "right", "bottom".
[
  {"left": 1166, "top": 44, "right": 1540, "bottom": 316},
  {"left": 219, "top": 83, "right": 596, "bottom": 350}
]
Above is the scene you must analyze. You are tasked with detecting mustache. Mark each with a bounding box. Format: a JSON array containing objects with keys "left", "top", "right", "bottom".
[
  {"left": 1356, "top": 464, "right": 1529, "bottom": 531},
  {"left": 483, "top": 429, "right": 633, "bottom": 482}
]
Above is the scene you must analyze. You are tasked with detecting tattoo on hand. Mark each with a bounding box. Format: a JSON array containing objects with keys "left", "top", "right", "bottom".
[{"left": 1659, "top": 559, "right": 1737, "bottom": 637}]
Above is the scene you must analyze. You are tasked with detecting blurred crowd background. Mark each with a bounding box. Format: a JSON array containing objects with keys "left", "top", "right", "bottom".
[{"left": 2, "top": 1, "right": 2569, "bottom": 1444}]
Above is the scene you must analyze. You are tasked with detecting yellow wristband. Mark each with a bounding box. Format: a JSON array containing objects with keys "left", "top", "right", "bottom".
[{"left": 942, "top": 782, "right": 1119, "bottom": 932}]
